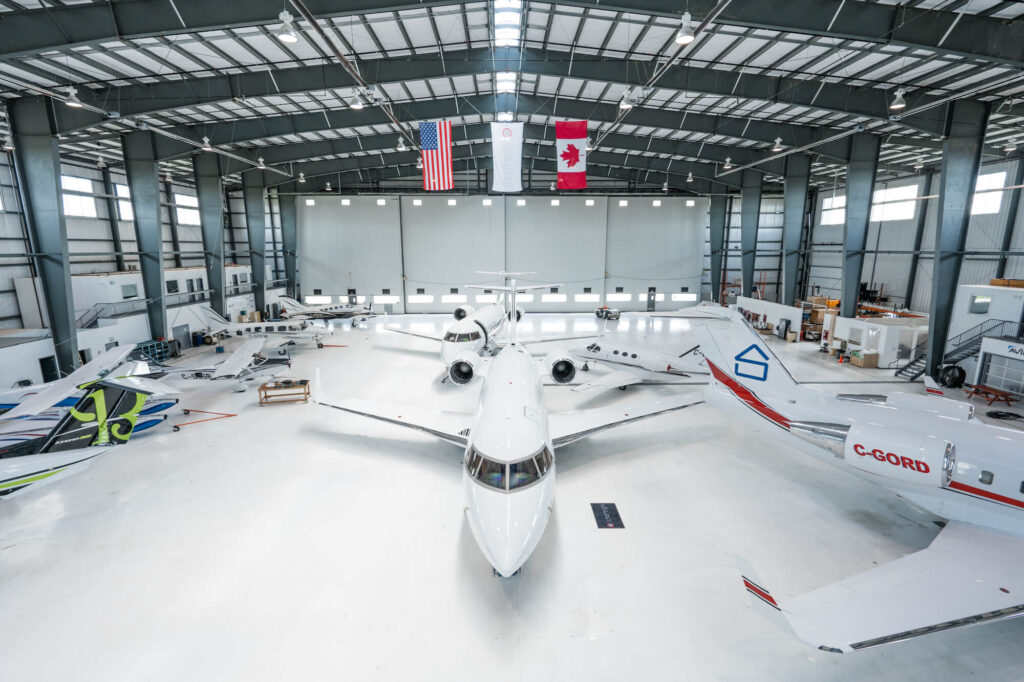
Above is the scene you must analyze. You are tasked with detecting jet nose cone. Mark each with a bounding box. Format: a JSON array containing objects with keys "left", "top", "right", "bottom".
[{"left": 464, "top": 472, "right": 555, "bottom": 577}]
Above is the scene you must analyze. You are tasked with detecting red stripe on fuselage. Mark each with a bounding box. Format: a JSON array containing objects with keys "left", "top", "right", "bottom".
[
  {"left": 707, "top": 359, "right": 791, "bottom": 430},
  {"left": 949, "top": 480, "right": 1024, "bottom": 510}
]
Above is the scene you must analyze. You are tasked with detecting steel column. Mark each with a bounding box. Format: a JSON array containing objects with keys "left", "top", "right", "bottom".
[
  {"left": 782, "top": 155, "right": 811, "bottom": 306},
  {"left": 926, "top": 100, "right": 990, "bottom": 378},
  {"left": 904, "top": 169, "right": 934, "bottom": 308},
  {"left": 164, "top": 180, "right": 183, "bottom": 268},
  {"left": 995, "top": 160, "right": 1024, "bottom": 279},
  {"left": 241, "top": 170, "right": 267, "bottom": 316},
  {"left": 192, "top": 152, "right": 227, "bottom": 316},
  {"left": 7, "top": 97, "right": 79, "bottom": 375},
  {"left": 99, "top": 167, "right": 127, "bottom": 272},
  {"left": 279, "top": 191, "right": 298, "bottom": 299},
  {"left": 840, "top": 133, "right": 881, "bottom": 318},
  {"left": 709, "top": 195, "right": 728, "bottom": 302},
  {"left": 740, "top": 170, "right": 763, "bottom": 298},
  {"left": 121, "top": 130, "right": 167, "bottom": 340}
]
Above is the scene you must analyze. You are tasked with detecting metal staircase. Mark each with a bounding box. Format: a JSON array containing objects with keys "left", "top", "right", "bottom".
[{"left": 894, "top": 319, "right": 1024, "bottom": 381}]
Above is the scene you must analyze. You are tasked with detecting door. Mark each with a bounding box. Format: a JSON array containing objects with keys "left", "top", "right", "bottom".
[
  {"left": 187, "top": 278, "right": 196, "bottom": 303},
  {"left": 172, "top": 324, "right": 191, "bottom": 348},
  {"left": 39, "top": 355, "right": 59, "bottom": 383},
  {"left": 646, "top": 287, "right": 656, "bottom": 312}
]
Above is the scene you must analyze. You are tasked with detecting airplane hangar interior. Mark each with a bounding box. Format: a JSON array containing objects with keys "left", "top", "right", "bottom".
[{"left": 2, "top": 0, "right": 1024, "bottom": 679}]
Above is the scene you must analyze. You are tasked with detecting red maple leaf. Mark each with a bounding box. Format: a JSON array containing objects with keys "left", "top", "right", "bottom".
[{"left": 560, "top": 143, "right": 581, "bottom": 168}]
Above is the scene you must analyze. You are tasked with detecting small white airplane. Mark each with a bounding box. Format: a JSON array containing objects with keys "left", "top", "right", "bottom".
[
  {"left": 202, "top": 307, "right": 333, "bottom": 350},
  {"left": 143, "top": 338, "right": 291, "bottom": 391},
  {"left": 695, "top": 308, "right": 1024, "bottom": 653},
  {"left": 316, "top": 278, "right": 704, "bottom": 577},
  {"left": 0, "top": 372, "right": 176, "bottom": 498},
  {"left": 569, "top": 341, "right": 708, "bottom": 393},
  {"left": 277, "top": 296, "right": 373, "bottom": 321}
]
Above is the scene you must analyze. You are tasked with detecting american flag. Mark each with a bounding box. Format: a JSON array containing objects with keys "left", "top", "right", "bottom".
[{"left": 419, "top": 120, "right": 453, "bottom": 191}]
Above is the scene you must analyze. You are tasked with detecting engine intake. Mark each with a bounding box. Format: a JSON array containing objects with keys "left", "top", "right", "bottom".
[
  {"left": 508, "top": 305, "right": 525, "bottom": 322},
  {"left": 548, "top": 354, "right": 577, "bottom": 384},
  {"left": 447, "top": 355, "right": 476, "bottom": 385},
  {"left": 453, "top": 305, "right": 474, "bottom": 321}
]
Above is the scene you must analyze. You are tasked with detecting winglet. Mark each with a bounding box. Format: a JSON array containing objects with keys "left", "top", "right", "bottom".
[{"left": 734, "top": 555, "right": 803, "bottom": 645}]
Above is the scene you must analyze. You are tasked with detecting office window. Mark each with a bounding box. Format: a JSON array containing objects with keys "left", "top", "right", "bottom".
[
  {"left": 615, "top": 286, "right": 624, "bottom": 293},
  {"left": 871, "top": 185, "right": 917, "bottom": 222},
  {"left": 980, "top": 470, "right": 994, "bottom": 485},
  {"left": 61, "top": 175, "right": 97, "bottom": 217},
  {"left": 382, "top": 288, "right": 390, "bottom": 295},
  {"left": 114, "top": 184, "right": 133, "bottom": 221},
  {"left": 416, "top": 288, "right": 425, "bottom": 295},
  {"left": 969, "top": 295, "right": 991, "bottom": 314},
  {"left": 583, "top": 287, "right": 592, "bottom": 293},
  {"left": 450, "top": 288, "right": 459, "bottom": 294},
  {"left": 174, "top": 193, "right": 201, "bottom": 225},
  {"left": 972, "top": 172, "right": 1006, "bottom": 215},
  {"left": 820, "top": 195, "right": 845, "bottom": 225},
  {"left": 121, "top": 284, "right": 138, "bottom": 300},
  {"left": 166, "top": 280, "right": 180, "bottom": 294}
]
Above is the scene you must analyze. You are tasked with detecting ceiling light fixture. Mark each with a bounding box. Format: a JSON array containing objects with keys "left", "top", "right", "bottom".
[
  {"left": 890, "top": 87, "right": 907, "bottom": 111},
  {"left": 549, "top": 181, "right": 556, "bottom": 191},
  {"left": 1004, "top": 139, "right": 1017, "bottom": 154},
  {"left": 913, "top": 157, "right": 924, "bottom": 170},
  {"left": 772, "top": 137, "right": 783, "bottom": 152},
  {"left": 65, "top": 86, "right": 83, "bottom": 108},
  {"left": 1, "top": 138, "right": 13, "bottom": 152},
  {"left": 675, "top": 12, "right": 695, "bottom": 45},
  {"left": 165, "top": 171, "right": 173, "bottom": 183},
  {"left": 619, "top": 88, "right": 634, "bottom": 110},
  {"left": 585, "top": 138, "right": 593, "bottom": 152},
  {"left": 96, "top": 156, "right": 106, "bottom": 169},
  {"left": 416, "top": 156, "right": 423, "bottom": 170},
  {"left": 276, "top": 10, "right": 299, "bottom": 44},
  {"left": 396, "top": 136, "right": 407, "bottom": 152},
  {"left": 257, "top": 157, "right": 267, "bottom": 169},
  {"left": 299, "top": 172, "right": 306, "bottom": 183},
  {"left": 662, "top": 181, "right": 669, "bottom": 192},
  {"left": 686, "top": 172, "right": 694, "bottom": 183},
  {"left": 350, "top": 95, "right": 364, "bottom": 110},
  {"left": 723, "top": 157, "right": 733, "bottom": 170},
  {"left": 324, "top": 182, "right": 332, "bottom": 192},
  {"left": 201, "top": 136, "right": 213, "bottom": 152}
]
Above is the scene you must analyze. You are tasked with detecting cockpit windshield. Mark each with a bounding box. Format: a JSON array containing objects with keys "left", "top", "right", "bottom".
[
  {"left": 444, "top": 331, "right": 482, "bottom": 342},
  {"left": 586, "top": 343, "right": 600, "bottom": 352},
  {"left": 465, "top": 446, "right": 553, "bottom": 492}
]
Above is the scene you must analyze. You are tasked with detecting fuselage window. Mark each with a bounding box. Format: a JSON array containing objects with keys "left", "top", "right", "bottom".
[
  {"left": 980, "top": 470, "right": 995, "bottom": 485},
  {"left": 278, "top": 325, "right": 288, "bottom": 332},
  {"left": 254, "top": 326, "right": 262, "bottom": 332},
  {"left": 613, "top": 350, "right": 619, "bottom": 355},
  {"left": 236, "top": 330, "right": 243, "bottom": 336},
  {"left": 631, "top": 354, "right": 637, "bottom": 359},
  {"left": 245, "top": 327, "right": 252, "bottom": 333}
]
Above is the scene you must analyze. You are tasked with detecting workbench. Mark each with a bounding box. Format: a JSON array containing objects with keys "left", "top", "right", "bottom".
[{"left": 258, "top": 378, "right": 310, "bottom": 406}]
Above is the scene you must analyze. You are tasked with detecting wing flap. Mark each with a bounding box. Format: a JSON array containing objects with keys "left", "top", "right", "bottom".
[
  {"left": 759, "top": 522, "right": 1024, "bottom": 652},
  {"left": 550, "top": 392, "right": 703, "bottom": 447}
]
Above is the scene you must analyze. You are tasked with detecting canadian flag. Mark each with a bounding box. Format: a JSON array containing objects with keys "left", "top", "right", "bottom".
[{"left": 555, "top": 120, "right": 587, "bottom": 190}]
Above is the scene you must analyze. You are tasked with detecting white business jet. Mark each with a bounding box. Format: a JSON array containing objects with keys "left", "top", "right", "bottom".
[
  {"left": 695, "top": 308, "right": 1024, "bottom": 653},
  {"left": 202, "top": 307, "right": 332, "bottom": 350},
  {"left": 277, "top": 296, "right": 373, "bottom": 321},
  {"left": 569, "top": 341, "right": 708, "bottom": 393},
  {"left": 316, "top": 278, "right": 703, "bottom": 577}
]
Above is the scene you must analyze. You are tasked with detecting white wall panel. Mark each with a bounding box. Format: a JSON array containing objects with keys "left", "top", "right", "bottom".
[
  {"left": 297, "top": 196, "right": 405, "bottom": 312},
  {"left": 401, "top": 196, "right": 504, "bottom": 313}
]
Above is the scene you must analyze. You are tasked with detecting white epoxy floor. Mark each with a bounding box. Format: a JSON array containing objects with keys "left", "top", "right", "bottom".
[{"left": 1, "top": 312, "right": 1021, "bottom": 681}]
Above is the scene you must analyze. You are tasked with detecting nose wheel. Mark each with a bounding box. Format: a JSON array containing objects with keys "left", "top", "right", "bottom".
[{"left": 493, "top": 567, "right": 522, "bottom": 578}]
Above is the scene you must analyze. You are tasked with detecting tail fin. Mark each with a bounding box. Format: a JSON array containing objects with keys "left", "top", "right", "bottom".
[
  {"left": 923, "top": 376, "right": 945, "bottom": 396},
  {"left": 278, "top": 296, "right": 310, "bottom": 312},
  {"left": 202, "top": 306, "right": 231, "bottom": 331},
  {"left": 694, "top": 309, "right": 800, "bottom": 397}
]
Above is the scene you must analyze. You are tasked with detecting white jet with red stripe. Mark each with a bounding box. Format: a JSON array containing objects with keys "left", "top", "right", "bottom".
[
  {"left": 315, "top": 277, "right": 703, "bottom": 577},
  {"left": 695, "top": 308, "right": 1024, "bottom": 653}
]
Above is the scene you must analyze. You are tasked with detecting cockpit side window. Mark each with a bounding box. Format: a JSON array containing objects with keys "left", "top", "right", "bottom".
[
  {"left": 475, "top": 457, "right": 505, "bottom": 490},
  {"left": 535, "top": 448, "right": 553, "bottom": 476},
  {"left": 509, "top": 457, "right": 540, "bottom": 489},
  {"left": 444, "top": 332, "right": 459, "bottom": 342},
  {"left": 586, "top": 343, "right": 599, "bottom": 352}
]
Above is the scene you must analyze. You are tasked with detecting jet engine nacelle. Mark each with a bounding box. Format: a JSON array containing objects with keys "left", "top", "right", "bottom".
[
  {"left": 447, "top": 354, "right": 477, "bottom": 385},
  {"left": 843, "top": 423, "right": 955, "bottom": 488},
  {"left": 885, "top": 392, "right": 974, "bottom": 421},
  {"left": 547, "top": 353, "right": 577, "bottom": 384},
  {"left": 454, "top": 305, "right": 475, "bottom": 321},
  {"left": 508, "top": 305, "right": 525, "bottom": 322}
]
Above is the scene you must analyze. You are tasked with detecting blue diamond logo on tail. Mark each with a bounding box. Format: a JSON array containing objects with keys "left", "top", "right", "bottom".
[{"left": 734, "top": 343, "right": 769, "bottom": 382}]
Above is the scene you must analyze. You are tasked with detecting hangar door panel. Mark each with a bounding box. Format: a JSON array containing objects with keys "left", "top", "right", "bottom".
[
  {"left": 297, "top": 197, "right": 405, "bottom": 312},
  {"left": 606, "top": 198, "right": 707, "bottom": 311},
  {"left": 505, "top": 197, "right": 607, "bottom": 312},
  {"left": 401, "top": 196, "right": 505, "bottom": 313}
]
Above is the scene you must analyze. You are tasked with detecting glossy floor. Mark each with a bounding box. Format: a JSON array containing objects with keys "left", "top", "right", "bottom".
[{"left": 0, "top": 313, "right": 1019, "bottom": 681}]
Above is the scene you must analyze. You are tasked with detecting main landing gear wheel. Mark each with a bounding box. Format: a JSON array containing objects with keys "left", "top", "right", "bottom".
[
  {"left": 279, "top": 349, "right": 288, "bottom": 355},
  {"left": 581, "top": 363, "right": 590, "bottom": 372},
  {"left": 317, "top": 342, "right": 324, "bottom": 348},
  {"left": 493, "top": 567, "right": 521, "bottom": 578},
  {"left": 183, "top": 409, "right": 191, "bottom": 415},
  {"left": 618, "top": 385, "right": 628, "bottom": 391},
  {"left": 172, "top": 425, "right": 180, "bottom": 432}
]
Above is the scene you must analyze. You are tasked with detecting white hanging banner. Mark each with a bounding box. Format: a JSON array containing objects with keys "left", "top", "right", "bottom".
[{"left": 490, "top": 122, "right": 523, "bottom": 193}]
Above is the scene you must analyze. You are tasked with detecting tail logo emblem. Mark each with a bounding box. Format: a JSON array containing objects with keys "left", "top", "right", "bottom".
[{"left": 734, "top": 344, "right": 769, "bottom": 381}]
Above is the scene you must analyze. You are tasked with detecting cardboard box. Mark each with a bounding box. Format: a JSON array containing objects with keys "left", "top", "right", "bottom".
[
  {"left": 786, "top": 331, "right": 798, "bottom": 342},
  {"left": 810, "top": 308, "right": 825, "bottom": 324},
  {"left": 851, "top": 353, "right": 878, "bottom": 368},
  {"left": 811, "top": 296, "right": 828, "bottom": 305}
]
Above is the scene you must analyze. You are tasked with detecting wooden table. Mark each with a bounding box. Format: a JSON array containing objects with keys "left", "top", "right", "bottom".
[
  {"left": 964, "top": 383, "right": 1018, "bottom": 407},
  {"left": 258, "top": 378, "right": 310, "bottom": 406}
]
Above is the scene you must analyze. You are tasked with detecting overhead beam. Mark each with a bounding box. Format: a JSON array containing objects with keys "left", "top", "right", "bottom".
[
  {"left": 926, "top": 100, "right": 990, "bottom": 378},
  {"left": 7, "top": 97, "right": 80, "bottom": 375},
  {"left": 740, "top": 170, "right": 763, "bottom": 298},
  {"left": 241, "top": 170, "right": 268, "bottom": 316},
  {"left": 193, "top": 152, "right": 227, "bottom": 316},
  {"left": 781, "top": 154, "right": 811, "bottom": 306},
  {"left": 48, "top": 47, "right": 947, "bottom": 136},
  {"left": 709, "top": 195, "right": 728, "bottom": 303},
  {"left": 3, "top": 0, "right": 1022, "bottom": 69},
  {"left": 840, "top": 133, "right": 880, "bottom": 318},
  {"left": 121, "top": 130, "right": 168, "bottom": 340}
]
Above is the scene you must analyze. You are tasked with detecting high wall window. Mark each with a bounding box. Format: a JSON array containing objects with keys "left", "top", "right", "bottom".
[
  {"left": 871, "top": 184, "right": 917, "bottom": 222},
  {"left": 114, "top": 183, "right": 133, "bottom": 221},
  {"left": 61, "top": 175, "right": 97, "bottom": 218},
  {"left": 174, "top": 193, "right": 200, "bottom": 225},
  {"left": 820, "top": 195, "right": 845, "bottom": 225},
  {"left": 972, "top": 171, "right": 1006, "bottom": 215}
]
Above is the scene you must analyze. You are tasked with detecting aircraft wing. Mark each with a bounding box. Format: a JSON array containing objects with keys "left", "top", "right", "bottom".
[
  {"left": 549, "top": 391, "right": 703, "bottom": 448},
  {"left": 741, "top": 522, "right": 1024, "bottom": 653},
  {"left": 95, "top": 375, "right": 179, "bottom": 396},
  {"left": 386, "top": 327, "right": 442, "bottom": 342},
  {"left": 212, "top": 338, "right": 266, "bottom": 379},
  {"left": 315, "top": 384, "right": 471, "bottom": 447},
  {"left": 571, "top": 368, "right": 647, "bottom": 393},
  {"left": 1, "top": 344, "right": 136, "bottom": 420}
]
